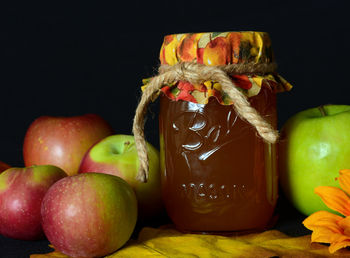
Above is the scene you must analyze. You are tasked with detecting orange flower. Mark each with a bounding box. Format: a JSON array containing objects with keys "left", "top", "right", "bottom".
[{"left": 303, "top": 169, "right": 350, "bottom": 253}]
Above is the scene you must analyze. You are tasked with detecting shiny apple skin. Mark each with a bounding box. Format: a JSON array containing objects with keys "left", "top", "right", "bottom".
[
  {"left": 0, "top": 165, "right": 67, "bottom": 240},
  {"left": 23, "top": 114, "right": 114, "bottom": 176},
  {"left": 41, "top": 173, "right": 137, "bottom": 258}
]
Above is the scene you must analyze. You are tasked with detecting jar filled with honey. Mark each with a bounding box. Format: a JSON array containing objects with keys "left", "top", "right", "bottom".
[{"left": 136, "top": 31, "right": 292, "bottom": 234}]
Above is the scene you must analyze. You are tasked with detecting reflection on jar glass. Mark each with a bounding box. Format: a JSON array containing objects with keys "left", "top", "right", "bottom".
[{"left": 159, "top": 85, "right": 278, "bottom": 233}]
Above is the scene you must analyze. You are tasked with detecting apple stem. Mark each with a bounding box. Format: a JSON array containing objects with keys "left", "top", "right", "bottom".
[
  {"left": 318, "top": 105, "right": 327, "bottom": 116},
  {"left": 123, "top": 141, "right": 134, "bottom": 153}
]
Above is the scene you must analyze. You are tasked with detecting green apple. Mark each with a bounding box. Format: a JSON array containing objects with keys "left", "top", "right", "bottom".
[
  {"left": 78, "top": 134, "right": 163, "bottom": 221},
  {"left": 279, "top": 105, "right": 350, "bottom": 216}
]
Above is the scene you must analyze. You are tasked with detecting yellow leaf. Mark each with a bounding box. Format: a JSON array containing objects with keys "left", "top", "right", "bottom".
[{"left": 32, "top": 227, "right": 350, "bottom": 257}]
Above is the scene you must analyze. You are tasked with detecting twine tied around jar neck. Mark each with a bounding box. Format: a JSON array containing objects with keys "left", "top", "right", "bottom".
[{"left": 133, "top": 61, "right": 278, "bottom": 182}]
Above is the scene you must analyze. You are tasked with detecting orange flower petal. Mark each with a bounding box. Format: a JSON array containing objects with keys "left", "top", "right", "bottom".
[
  {"left": 338, "top": 169, "right": 350, "bottom": 196},
  {"left": 315, "top": 186, "right": 350, "bottom": 216},
  {"left": 311, "top": 227, "right": 347, "bottom": 244},
  {"left": 329, "top": 239, "right": 350, "bottom": 253},
  {"left": 303, "top": 210, "right": 343, "bottom": 234},
  {"left": 303, "top": 211, "right": 349, "bottom": 248},
  {"left": 303, "top": 212, "right": 350, "bottom": 247},
  {"left": 338, "top": 216, "right": 350, "bottom": 236}
]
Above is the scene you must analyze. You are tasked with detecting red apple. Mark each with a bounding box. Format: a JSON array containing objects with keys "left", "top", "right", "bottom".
[
  {"left": 0, "top": 161, "right": 10, "bottom": 173},
  {"left": 23, "top": 114, "right": 114, "bottom": 176},
  {"left": 0, "top": 165, "right": 67, "bottom": 240},
  {"left": 78, "top": 134, "right": 163, "bottom": 220},
  {"left": 41, "top": 173, "right": 137, "bottom": 258}
]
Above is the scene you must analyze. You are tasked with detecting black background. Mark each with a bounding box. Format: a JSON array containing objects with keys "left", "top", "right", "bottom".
[{"left": 1, "top": 1, "right": 349, "bottom": 257}]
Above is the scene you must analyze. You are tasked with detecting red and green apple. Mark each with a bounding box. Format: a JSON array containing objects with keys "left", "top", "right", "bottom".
[
  {"left": 23, "top": 114, "right": 114, "bottom": 176},
  {"left": 79, "top": 134, "right": 163, "bottom": 220},
  {"left": 0, "top": 165, "right": 67, "bottom": 240},
  {"left": 41, "top": 173, "right": 137, "bottom": 258}
]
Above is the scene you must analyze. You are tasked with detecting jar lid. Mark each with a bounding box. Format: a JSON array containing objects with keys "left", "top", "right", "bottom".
[
  {"left": 142, "top": 31, "right": 292, "bottom": 105},
  {"left": 159, "top": 31, "right": 274, "bottom": 66}
]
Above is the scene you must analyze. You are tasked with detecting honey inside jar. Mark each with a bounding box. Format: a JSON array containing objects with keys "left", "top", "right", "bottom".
[{"left": 159, "top": 84, "right": 277, "bottom": 233}]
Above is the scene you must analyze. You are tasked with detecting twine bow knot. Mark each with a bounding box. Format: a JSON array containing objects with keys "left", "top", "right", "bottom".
[{"left": 133, "top": 62, "right": 278, "bottom": 182}]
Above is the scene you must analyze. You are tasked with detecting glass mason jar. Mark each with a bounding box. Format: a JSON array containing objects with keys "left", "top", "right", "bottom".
[{"left": 155, "top": 32, "right": 291, "bottom": 233}]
